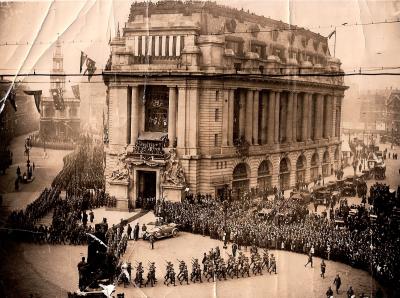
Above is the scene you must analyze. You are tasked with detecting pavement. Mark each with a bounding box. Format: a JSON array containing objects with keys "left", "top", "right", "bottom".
[{"left": 0, "top": 133, "right": 71, "bottom": 223}]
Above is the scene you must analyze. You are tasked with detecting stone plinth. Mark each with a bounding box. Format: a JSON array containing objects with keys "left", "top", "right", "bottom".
[
  {"left": 108, "top": 180, "right": 129, "bottom": 211},
  {"left": 162, "top": 184, "right": 185, "bottom": 202}
]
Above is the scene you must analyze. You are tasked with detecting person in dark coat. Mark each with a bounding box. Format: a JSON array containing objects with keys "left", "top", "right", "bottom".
[
  {"left": 320, "top": 260, "right": 326, "bottom": 278},
  {"left": 127, "top": 224, "right": 132, "bottom": 240},
  {"left": 333, "top": 274, "right": 342, "bottom": 294},
  {"left": 326, "top": 286, "right": 334, "bottom": 297},
  {"left": 134, "top": 223, "right": 140, "bottom": 241}
]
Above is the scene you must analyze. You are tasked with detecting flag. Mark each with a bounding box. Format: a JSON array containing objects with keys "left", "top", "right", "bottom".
[
  {"left": 24, "top": 90, "right": 42, "bottom": 113},
  {"left": 51, "top": 88, "right": 64, "bottom": 110},
  {"left": 84, "top": 57, "right": 96, "bottom": 82},
  {"left": 7, "top": 88, "right": 17, "bottom": 111},
  {"left": 328, "top": 29, "right": 336, "bottom": 39},
  {"left": 71, "top": 85, "right": 80, "bottom": 99},
  {"left": 80, "top": 51, "right": 87, "bottom": 73}
]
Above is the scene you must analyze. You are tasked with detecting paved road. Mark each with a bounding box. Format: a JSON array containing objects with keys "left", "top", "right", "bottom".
[{"left": 0, "top": 133, "right": 70, "bottom": 221}]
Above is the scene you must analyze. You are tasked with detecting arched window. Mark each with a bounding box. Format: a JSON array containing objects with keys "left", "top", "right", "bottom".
[
  {"left": 279, "top": 158, "right": 291, "bottom": 190},
  {"left": 296, "top": 155, "right": 305, "bottom": 170},
  {"left": 310, "top": 153, "right": 319, "bottom": 181},
  {"left": 334, "top": 148, "right": 339, "bottom": 160},
  {"left": 280, "top": 158, "right": 290, "bottom": 173},
  {"left": 296, "top": 155, "right": 306, "bottom": 184},
  {"left": 257, "top": 160, "right": 272, "bottom": 192},
  {"left": 232, "top": 163, "right": 249, "bottom": 199},
  {"left": 233, "top": 163, "right": 248, "bottom": 180},
  {"left": 323, "top": 151, "right": 329, "bottom": 164}
]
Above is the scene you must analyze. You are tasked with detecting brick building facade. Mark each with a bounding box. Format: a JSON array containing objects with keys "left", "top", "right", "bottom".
[{"left": 103, "top": 1, "right": 347, "bottom": 208}]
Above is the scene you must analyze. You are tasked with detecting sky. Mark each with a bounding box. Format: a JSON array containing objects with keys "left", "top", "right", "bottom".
[{"left": 0, "top": 0, "right": 399, "bottom": 96}]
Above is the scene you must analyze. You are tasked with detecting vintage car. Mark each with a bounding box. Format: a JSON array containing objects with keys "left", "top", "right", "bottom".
[
  {"left": 341, "top": 181, "right": 357, "bottom": 197},
  {"left": 143, "top": 219, "right": 180, "bottom": 241},
  {"left": 289, "top": 191, "right": 311, "bottom": 204}
]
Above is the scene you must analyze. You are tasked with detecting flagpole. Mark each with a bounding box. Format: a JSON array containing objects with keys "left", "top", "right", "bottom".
[{"left": 334, "top": 26, "right": 337, "bottom": 57}]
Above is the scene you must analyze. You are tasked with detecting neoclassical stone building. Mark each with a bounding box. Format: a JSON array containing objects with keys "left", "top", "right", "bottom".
[{"left": 103, "top": 1, "right": 347, "bottom": 207}]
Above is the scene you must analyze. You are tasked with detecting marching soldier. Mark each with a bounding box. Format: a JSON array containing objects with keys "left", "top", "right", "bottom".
[
  {"left": 241, "top": 257, "right": 250, "bottom": 277},
  {"left": 164, "top": 261, "right": 173, "bottom": 284},
  {"left": 164, "top": 263, "right": 176, "bottom": 286},
  {"left": 177, "top": 261, "right": 189, "bottom": 285},
  {"left": 262, "top": 249, "right": 270, "bottom": 269},
  {"left": 145, "top": 262, "right": 156, "bottom": 287},
  {"left": 269, "top": 254, "right": 277, "bottom": 274},
  {"left": 134, "top": 262, "right": 144, "bottom": 288},
  {"left": 191, "top": 258, "right": 202, "bottom": 283},
  {"left": 206, "top": 260, "right": 215, "bottom": 282}
]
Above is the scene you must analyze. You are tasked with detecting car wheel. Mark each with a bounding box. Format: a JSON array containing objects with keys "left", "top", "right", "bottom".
[{"left": 172, "top": 229, "right": 178, "bottom": 237}]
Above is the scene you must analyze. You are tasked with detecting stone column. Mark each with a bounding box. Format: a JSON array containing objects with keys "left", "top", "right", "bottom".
[
  {"left": 177, "top": 87, "right": 186, "bottom": 149},
  {"left": 168, "top": 86, "right": 177, "bottom": 147},
  {"left": 301, "top": 93, "right": 308, "bottom": 141},
  {"left": 324, "top": 95, "right": 332, "bottom": 139},
  {"left": 332, "top": 96, "right": 337, "bottom": 138},
  {"left": 316, "top": 93, "right": 324, "bottom": 140},
  {"left": 239, "top": 89, "right": 246, "bottom": 137},
  {"left": 245, "top": 89, "right": 254, "bottom": 144},
  {"left": 274, "top": 91, "right": 280, "bottom": 144},
  {"left": 286, "top": 92, "right": 293, "bottom": 143},
  {"left": 109, "top": 86, "right": 128, "bottom": 145},
  {"left": 267, "top": 91, "right": 275, "bottom": 145},
  {"left": 130, "top": 86, "right": 139, "bottom": 145},
  {"left": 252, "top": 90, "right": 260, "bottom": 145},
  {"left": 260, "top": 91, "right": 268, "bottom": 144},
  {"left": 222, "top": 89, "right": 230, "bottom": 146},
  {"left": 308, "top": 94, "right": 313, "bottom": 141},
  {"left": 188, "top": 87, "right": 199, "bottom": 154},
  {"left": 292, "top": 92, "right": 298, "bottom": 142},
  {"left": 228, "top": 89, "right": 235, "bottom": 146}
]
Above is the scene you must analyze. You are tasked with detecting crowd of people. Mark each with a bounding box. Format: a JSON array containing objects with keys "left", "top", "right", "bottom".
[
  {"left": 132, "top": 139, "right": 167, "bottom": 157},
  {"left": 157, "top": 183, "right": 399, "bottom": 287},
  {"left": 52, "top": 135, "right": 104, "bottom": 193}
]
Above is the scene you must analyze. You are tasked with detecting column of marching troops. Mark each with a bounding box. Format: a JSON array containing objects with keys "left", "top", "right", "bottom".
[{"left": 120, "top": 245, "right": 277, "bottom": 288}]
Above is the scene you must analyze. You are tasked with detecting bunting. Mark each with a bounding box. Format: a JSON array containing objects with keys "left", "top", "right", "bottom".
[
  {"left": 80, "top": 51, "right": 87, "bottom": 73},
  {"left": 8, "top": 88, "right": 17, "bottom": 112},
  {"left": 84, "top": 57, "right": 96, "bottom": 82},
  {"left": 24, "top": 90, "right": 42, "bottom": 113},
  {"left": 71, "top": 85, "right": 80, "bottom": 99},
  {"left": 51, "top": 88, "right": 64, "bottom": 110},
  {"left": 80, "top": 51, "right": 96, "bottom": 81}
]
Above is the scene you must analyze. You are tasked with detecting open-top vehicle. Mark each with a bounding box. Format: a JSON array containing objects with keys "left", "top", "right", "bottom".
[{"left": 142, "top": 218, "right": 180, "bottom": 241}]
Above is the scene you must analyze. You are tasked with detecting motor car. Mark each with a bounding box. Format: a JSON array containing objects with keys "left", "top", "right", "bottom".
[
  {"left": 341, "top": 182, "right": 357, "bottom": 197},
  {"left": 142, "top": 219, "right": 179, "bottom": 241}
]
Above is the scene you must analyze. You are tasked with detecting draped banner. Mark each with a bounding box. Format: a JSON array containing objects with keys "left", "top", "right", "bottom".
[{"left": 24, "top": 90, "right": 42, "bottom": 113}]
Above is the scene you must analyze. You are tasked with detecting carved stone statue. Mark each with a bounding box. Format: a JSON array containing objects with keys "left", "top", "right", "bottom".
[
  {"left": 110, "top": 152, "right": 129, "bottom": 181},
  {"left": 162, "top": 149, "right": 186, "bottom": 185}
]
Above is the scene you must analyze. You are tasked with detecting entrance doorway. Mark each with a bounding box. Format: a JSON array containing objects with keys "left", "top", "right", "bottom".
[{"left": 138, "top": 171, "right": 157, "bottom": 199}]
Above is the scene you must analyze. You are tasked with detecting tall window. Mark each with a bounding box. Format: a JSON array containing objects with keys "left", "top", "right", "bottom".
[{"left": 144, "top": 86, "right": 169, "bottom": 132}]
